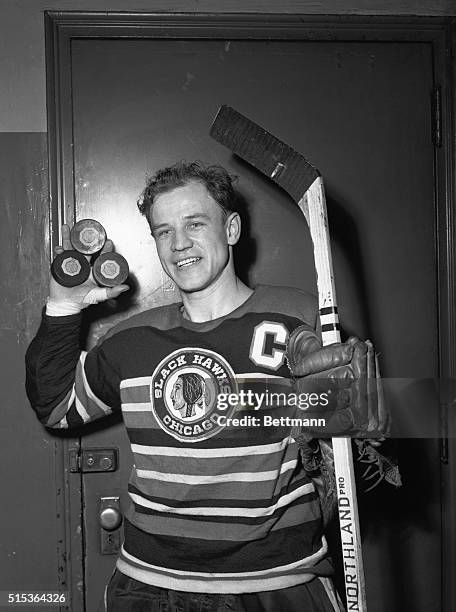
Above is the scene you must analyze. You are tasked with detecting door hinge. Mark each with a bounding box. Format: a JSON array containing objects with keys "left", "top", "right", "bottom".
[
  {"left": 432, "top": 86, "right": 442, "bottom": 148},
  {"left": 440, "top": 401, "right": 448, "bottom": 465},
  {"left": 69, "top": 448, "right": 118, "bottom": 473}
]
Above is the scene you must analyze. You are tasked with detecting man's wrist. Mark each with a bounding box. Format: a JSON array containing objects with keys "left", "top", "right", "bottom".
[{"left": 46, "top": 298, "right": 83, "bottom": 316}]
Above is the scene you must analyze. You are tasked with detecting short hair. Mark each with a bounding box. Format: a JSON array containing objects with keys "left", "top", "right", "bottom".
[{"left": 137, "top": 161, "right": 239, "bottom": 220}]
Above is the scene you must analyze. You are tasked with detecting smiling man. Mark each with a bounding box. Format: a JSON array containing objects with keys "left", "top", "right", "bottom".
[
  {"left": 26, "top": 161, "right": 387, "bottom": 611},
  {"left": 144, "top": 166, "right": 252, "bottom": 318}
]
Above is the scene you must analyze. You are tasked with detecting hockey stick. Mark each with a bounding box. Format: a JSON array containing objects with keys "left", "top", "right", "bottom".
[{"left": 210, "top": 105, "right": 367, "bottom": 611}]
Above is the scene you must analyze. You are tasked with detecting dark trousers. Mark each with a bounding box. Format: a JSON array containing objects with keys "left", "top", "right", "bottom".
[{"left": 105, "top": 569, "right": 343, "bottom": 612}]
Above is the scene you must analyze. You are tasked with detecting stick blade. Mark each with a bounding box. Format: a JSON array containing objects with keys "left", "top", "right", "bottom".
[{"left": 210, "top": 105, "right": 320, "bottom": 202}]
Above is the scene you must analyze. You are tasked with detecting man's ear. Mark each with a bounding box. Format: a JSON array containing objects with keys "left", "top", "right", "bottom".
[{"left": 225, "top": 212, "right": 241, "bottom": 246}]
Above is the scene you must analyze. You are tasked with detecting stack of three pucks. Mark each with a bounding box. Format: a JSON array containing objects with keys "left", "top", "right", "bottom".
[{"left": 51, "top": 219, "right": 129, "bottom": 288}]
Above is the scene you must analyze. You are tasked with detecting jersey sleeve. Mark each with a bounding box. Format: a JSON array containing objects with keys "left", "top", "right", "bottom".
[{"left": 25, "top": 311, "right": 121, "bottom": 429}]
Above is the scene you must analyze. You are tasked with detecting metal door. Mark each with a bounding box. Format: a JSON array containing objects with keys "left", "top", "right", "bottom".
[{"left": 56, "top": 23, "right": 441, "bottom": 611}]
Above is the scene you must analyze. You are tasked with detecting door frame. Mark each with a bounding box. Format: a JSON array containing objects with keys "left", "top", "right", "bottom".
[{"left": 45, "top": 12, "right": 456, "bottom": 611}]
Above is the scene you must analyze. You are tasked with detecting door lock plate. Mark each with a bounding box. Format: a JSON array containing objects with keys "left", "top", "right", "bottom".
[
  {"left": 69, "top": 448, "right": 118, "bottom": 473},
  {"left": 100, "top": 497, "right": 122, "bottom": 555}
]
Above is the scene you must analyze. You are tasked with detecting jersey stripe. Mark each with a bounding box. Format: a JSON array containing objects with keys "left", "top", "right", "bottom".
[
  {"left": 121, "top": 537, "right": 327, "bottom": 577},
  {"left": 127, "top": 426, "right": 291, "bottom": 448},
  {"left": 75, "top": 395, "right": 92, "bottom": 423},
  {"left": 44, "top": 387, "right": 74, "bottom": 427},
  {"left": 135, "top": 458, "right": 297, "bottom": 484},
  {"left": 127, "top": 474, "right": 312, "bottom": 508},
  {"left": 116, "top": 534, "right": 328, "bottom": 593},
  {"left": 122, "top": 402, "right": 152, "bottom": 412},
  {"left": 128, "top": 482, "right": 314, "bottom": 517},
  {"left": 121, "top": 514, "right": 324, "bottom": 571},
  {"left": 123, "top": 412, "right": 159, "bottom": 429},
  {"left": 126, "top": 501, "right": 320, "bottom": 541},
  {"left": 116, "top": 558, "right": 320, "bottom": 594},
  {"left": 120, "top": 385, "right": 150, "bottom": 403},
  {"left": 130, "top": 437, "right": 291, "bottom": 458},
  {"left": 120, "top": 376, "right": 152, "bottom": 389},
  {"left": 79, "top": 352, "right": 112, "bottom": 414},
  {"left": 132, "top": 442, "right": 297, "bottom": 476},
  {"left": 130, "top": 467, "right": 307, "bottom": 503}
]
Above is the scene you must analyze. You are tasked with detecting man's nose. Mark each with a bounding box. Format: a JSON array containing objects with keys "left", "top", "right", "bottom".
[{"left": 172, "top": 228, "right": 193, "bottom": 251}]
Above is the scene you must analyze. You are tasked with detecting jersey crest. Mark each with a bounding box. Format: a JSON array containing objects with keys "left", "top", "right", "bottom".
[{"left": 150, "top": 347, "right": 238, "bottom": 442}]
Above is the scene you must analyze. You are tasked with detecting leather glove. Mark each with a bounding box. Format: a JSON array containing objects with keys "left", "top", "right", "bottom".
[{"left": 286, "top": 326, "right": 389, "bottom": 438}]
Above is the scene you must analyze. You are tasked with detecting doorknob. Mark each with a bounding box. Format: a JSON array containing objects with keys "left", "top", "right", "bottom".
[
  {"left": 100, "top": 506, "right": 122, "bottom": 531},
  {"left": 99, "top": 496, "right": 122, "bottom": 554}
]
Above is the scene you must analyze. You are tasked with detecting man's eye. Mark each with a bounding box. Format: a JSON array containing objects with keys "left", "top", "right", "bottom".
[
  {"left": 188, "top": 222, "right": 203, "bottom": 230},
  {"left": 156, "top": 229, "right": 172, "bottom": 238}
]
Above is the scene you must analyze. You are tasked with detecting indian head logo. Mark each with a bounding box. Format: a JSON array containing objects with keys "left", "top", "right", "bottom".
[{"left": 150, "top": 348, "right": 238, "bottom": 442}]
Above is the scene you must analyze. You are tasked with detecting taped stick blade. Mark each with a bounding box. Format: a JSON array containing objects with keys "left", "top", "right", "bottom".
[{"left": 210, "top": 105, "right": 320, "bottom": 202}]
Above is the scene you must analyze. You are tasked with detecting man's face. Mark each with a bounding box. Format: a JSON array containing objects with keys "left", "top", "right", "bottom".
[
  {"left": 170, "top": 377, "right": 185, "bottom": 412},
  {"left": 149, "top": 181, "right": 237, "bottom": 294}
]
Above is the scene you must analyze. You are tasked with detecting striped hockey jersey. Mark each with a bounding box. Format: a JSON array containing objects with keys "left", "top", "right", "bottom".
[{"left": 26, "top": 284, "right": 333, "bottom": 593}]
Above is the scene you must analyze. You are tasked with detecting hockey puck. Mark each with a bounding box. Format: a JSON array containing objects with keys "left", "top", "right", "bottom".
[
  {"left": 70, "top": 219, "right": 107, "bottom": 255},
  {"left": 51, "top": 250, "right": 91, "bottom": 287},
  {"left": 92, "top": 252, "right": 129, "bottom": 287}
]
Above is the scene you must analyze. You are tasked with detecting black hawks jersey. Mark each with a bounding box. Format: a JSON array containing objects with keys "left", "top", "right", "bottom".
[{"left": 26, "top": 285, "right": 333, "bottom": 593}]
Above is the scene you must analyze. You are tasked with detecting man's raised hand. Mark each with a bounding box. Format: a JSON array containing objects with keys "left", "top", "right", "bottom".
[{"left": 48, "top": 224, "right": 129, "bottom": 312}]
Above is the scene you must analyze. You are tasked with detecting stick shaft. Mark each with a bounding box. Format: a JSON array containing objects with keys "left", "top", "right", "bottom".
[
  {"left": 299, "top": 177, "right": 367, "bottom": 612},
  {"left": 209, "top": 106, "right": 367, "bottom": 609}
]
